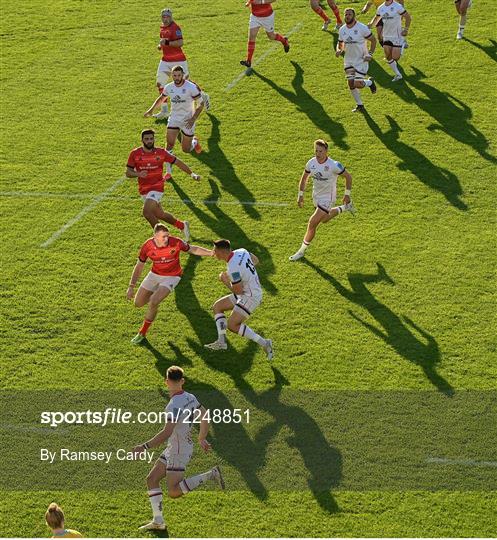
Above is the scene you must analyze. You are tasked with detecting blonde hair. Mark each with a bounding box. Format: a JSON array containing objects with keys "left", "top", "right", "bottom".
[
  {"left": 314, "top": 139, "right": 329, "bottom": 150},
  {"left": 45, "top": 502, "right": 64, "bottom": 529}
]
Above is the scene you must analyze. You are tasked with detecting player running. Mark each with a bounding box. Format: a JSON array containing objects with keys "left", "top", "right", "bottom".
[
  {"left": 369, "top": 0, "right": 411, "bottom": 81},
  {"left": 289, "top": 140, "right": 355, "bottom": 261},
  {"left": 240, "top": 0, "right": 290, "bottom": 69},
  {"left": 361, "top": 0, "right": 405, "bottom": 46},
  {"left": 126, "top": 223, "right": 213, "bottom": 344},
  {"left": 454, "top": 0, "right": 472, "bottom": 40},
  {"left": 153, "top": 9, "right": 211, "bottom": 120},
  {"left": 133, "top": 365, "right": 225, "bottom": 531},
  {"left": 145, "top": 66, "right": 205, "bottom": 179},
  {"left": 336, "top": 8, "right": 377, "bottom": 113},
  {"left": 126, "top": 129, "right": 200, "bottom": 237},
  {"left": 310, "top": 0, "right": 342, "bottom": 31},
  {"left": 204, "top": 239, "right": 273, "bottom": 360}
]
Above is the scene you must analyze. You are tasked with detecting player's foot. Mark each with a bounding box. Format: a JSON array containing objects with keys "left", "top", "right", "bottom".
[
  {"left": 212, "top": 465, "right": 225, "bottom": 490},
  {"left": 352, "top": 104, "right": 366, "bottom": 113},
  {"left": 131, "top": 333, "right": 146, "bottom": 345},
  {"left": 138, "top": 520, "right": 166, "bottom": 531},
  {"left": 283, "top": 38, "right": 290, "bottom": 53},
  {"left": 369, "top": 78, "right": 377, "bottom": 94},
  {"left": 201, "top": 91, "right": 211, "bottom": 111},
  {"left": 163, "top": 173, "right": 172, "bottom": 182},
  {"left": 240, "top": 59, "right": 252, "bottom": 68},
  {"left": 321, "top": 19, "right": 331, "bottom": 31},
  {"left": 392, "top": 74, "right": 403, "bottom": 82},
  {"left": 193, "top": 137, "right": 202, "bottom": 154},
  {"left": 204, "top": 340, "right": 228, "bottom": 351},
  {"left": 344, "top": 201, "right": 356, "bottom": 215},
  {"left": 264, "top": 339, "right": 274, "bottom": 361},
  {"left": 456, "top": 30, "right": 464, "bottom": 40},
  {"left": 183, "top": 221, "right": 190, "bottom": 242},
  {"left": 289, "top": 250, "right": 305, "bottom": 261}
]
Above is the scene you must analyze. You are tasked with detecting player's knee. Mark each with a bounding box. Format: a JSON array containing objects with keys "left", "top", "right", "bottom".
[
  {"left": 347, "top": 79, "right": 355, "bottom": 90},
  {"left": 267, "top": 32, "right": 275, "bottom": 40},
  {"left": 228, "top": 320, "right": 241, "bottom": 333},
  {"left": 167, "top": 487, "right": 182, "bottom": 499}
]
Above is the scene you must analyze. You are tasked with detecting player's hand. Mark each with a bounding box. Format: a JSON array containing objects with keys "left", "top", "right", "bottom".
[
  {"left": 144, "top": 111, "right": 153, "bottom": 118},
  {"left": 132, "top": 445, "right": 146, "bottom": 458},
  {"left": 157, "top": 45, "right": 162, "bottom": 51},
  {"left": 199, "top": 438, "right": 212, "bottom": 452},
  {"left": 126, "top": 286, "right": 135, "bottom": 301},
  {"left": 184, "top": 117, "right": 195, "bottom": 129},
  {"left": 245, "top": 0, "right": 253, "bottom": 6},
  {"left": 297, "top": 196, "right": 304, "bottom": 208},
  {"left": 364, "top": 54, "right": 372, "bottom": 62},
  {"left": 219, "top": 271, "right": 230, "bottom": 286},
  {"left": 401, "top": 28, "right": 408, "bottom": 36},
  {"left": 137, "top": 170, "right": 148, "bottom": 178},
  {"left": 343, "top": 194, "right": 351, "bottom": 205},
  {"left": 335, "top": 50, "right": 343, "bottom": 58},
  {"left": 367, "top": 23, "right": 372, "bottom": 29}
]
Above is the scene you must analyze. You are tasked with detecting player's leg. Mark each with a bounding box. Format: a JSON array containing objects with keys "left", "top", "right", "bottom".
[
  {"left": 326, "top": 0, "right": 343, "bottom": 28},
  {"left": 265, "top": 14, "right": 290, "bottom": 52},
  {"left": 310, "top": 0, "right": 331, "bottom": 30},
  {"left": 156, "top": 201, "right": 189, "bottom": 240},
  {"left": 204, "top": 294, "right": 235, "bottom": 350},
  {"left": 346, "top": 68, "right": 365, "bottom": 112},
  {"left": 289, "top": 207, "right": 327, "bottom": 261},
  {"left": 384, "top": 42, "right": 403, "bottom": 81},
  {"left": 139, "top": 460, "right": 167, "bottom": 530},
  {"left": 241, "top": 23, "right": 260, "bottom": 67},
  {"left": 165, "top": 127, "right": 179, "bottom": 178},
  {"left": 180, "top": 130, "right": 201, "bottom": 155},
  {"left": 169, "top": 467, "right": 225, "bottom": 497},
  {"left": 228, "top": 305, "right": 273, "bottom": 359},
  {"left": 353, "top": 63, "right": 376, "bottom": 97},
  {"left": 321, "top": 201, "right": 356, "bottom": 222},
  {"left": 457, "top": 0, "right": 471, "bottom": 39},
  {"left": 154, "top": 63, "right": 171, "bottom": 119},
  {"left": 132, "top": 284, "right": 172, "bottom": 344},
  {"left": 376, "top": 20, "right": 384, "bottom": 46}
]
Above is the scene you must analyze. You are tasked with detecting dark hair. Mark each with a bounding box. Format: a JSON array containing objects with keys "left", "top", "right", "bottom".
[
  {"left": 154, "top": 223, "right": 169, "bottom": 233},
  {"left": 213, "top": 239, "right": 231, "bottom": 251},
  {"left": 166, "top": 365, "right": 184, "bottom": 381},
  {"left": 314, "top": 139, "right": 329, "bottom": 149},
  {"left": 172, "top": 65, "right": 184, "bottom": 73},
  {"left": 141, "top": 129, "right": 156, "bottom": 140},
  {"left": 344, "top": 7, "right": 356, "bottom": 16}
]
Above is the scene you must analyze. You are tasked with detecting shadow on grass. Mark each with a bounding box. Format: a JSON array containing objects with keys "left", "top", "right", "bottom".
[
  {"left": 303, "top": 260, "right": 454, "bottom": 396},
  {"left": 463, "top": 37, "right": 497, "bottom": 63},
  {"left": 252, "top": 61, "right": 349, "bottom": 150},
  {"left": 363, "top": 112, "right": 468, "bottom": 210}
]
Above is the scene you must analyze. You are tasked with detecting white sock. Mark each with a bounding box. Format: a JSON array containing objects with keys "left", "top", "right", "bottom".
[
  {"left": 215, "top": 314, "right": 227, "bottom": 343},
  {"left": 179, "top": 469, "right": 213, "bottom": 494},
  {"left": 190, "top": 137, "right": 198, "bottom": 152},
  {"left": 238, "top": 324, "right": 266, "bottom": 347},
  {"left": 460, "top": 14, "right": 467, "bottom": 27},
  {"left": 388, "top": 60, "right": 401, "bottom": 77},
  {"left": 148, "top": 489, "right": 164, "bottom": 522},
  {"left": 363, "top": 79, "right": 372, "bottom": 87},
  {"left": 299, "top": 241, "right": 310, "bottom": 252},
  {"left": 351, "top": 88, "right": 363, "bottom": 105},
  {"left": 334, "top": 204, "right": 347, "bottom": 214}
]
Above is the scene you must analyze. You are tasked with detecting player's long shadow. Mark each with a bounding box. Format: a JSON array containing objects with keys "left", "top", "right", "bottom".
[
  {"left": 303, "top": 260, "right": 454, "bottom": 396},
  {"left": 252, "top": 61, "right": 349, "bottom": 150},
  {"left": 370, "top": 63, "right": 496, "bottom": 164},
  {"left": 463, "top": 37, "right": 497, "bottom": 63},
  {"left": 192, "top": 113, "right": 261, "bottom": 220},
  {"left": 171, "top": 178, "right": 277, "bottom": 295},
  {"left": 364, "top": 113, "right": 468, "bottom": 210}
]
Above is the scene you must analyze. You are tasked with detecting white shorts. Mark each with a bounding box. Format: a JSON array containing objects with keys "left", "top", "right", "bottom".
[
  {"left": 382, "top": 35, "right": 404, "bottom": 48},
  {"left": 249, "top": 13, "right": 275, "bottom": 32},
  {"left": 156, "top": 60, "right": 189, "bottom": 87},
  {"left": 140, "top": 190, "right": 164, "bottom": 203},
  {"left": 167, "top": 114, "right": 195, "bottom": 137},
  {"left": 344, "top": 60, "right": 369, "bottom": 79},
  {"left": 313, "top": 193, "right": 336, "bottom": 214},
  {"left": 159, "top": 451, "right": 192, "bottom": 472},
  {"left": 140, "top": 272, "right": 181, "bottom": 293},
  {"left": 229, "top": 293, "right": 262, "bottom": 318}
]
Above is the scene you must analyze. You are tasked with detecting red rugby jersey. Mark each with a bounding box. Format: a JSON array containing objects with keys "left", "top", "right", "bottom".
[
  {"left": 138, "top": 236, "right": 190, "bottom": 276},
  {"left": 160, "top": 22, "right": 187, "bottom": 62},
  {"left": 127, "top": 147, "right": 176, "bottom": 195},
  {"left": 251, "top": 1, "right": 273, "bottom": 18}
]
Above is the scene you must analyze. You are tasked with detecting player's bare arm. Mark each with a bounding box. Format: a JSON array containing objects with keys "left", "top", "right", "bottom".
[
  {"left": 184, "top": 101, "right": 204, "bottom": 130},
  {"left": 335, "top": 40, "right": 345, "bottom": 57},
  {"left": 297, "top": 171, "right": 310, "bottom": 207},
  {"left": 126, "top": 260, "right": 145, "bottom": 301},
  {"left": 188, "top": 246, "right": 214, "bottom": 257},
  {"left": 173, "top": 156, "right": 201, "bottom": 180},
  {"left": 159, "top": 37, "right": 184, "bottom": 48},
  {"left": 198, "top": 405, "right": 212, "bottom": 452},
  {"left": 126, "top": 166, "right": 147, "bottom": 179},
  {"left": 365, "top": 33, "right": 377, "bottom": 59},
  {"left": 250, "top": 253, "right": 260, "bottom": 266},
  {"left": 144, "top": 95, "right": 167, "bottom": 117},
  {"left": 368, "top": 14, "right": 381, "bottom": 29},
  {"left": 218, "top": 272, "right": 243, "bottom": 295},
  {"left": 132, "top": 421, "right": 176, "bottom": 457},
  {"left": 401, "top": 11, "right": 411, "bottom": 36},
  {"left": 341, "top": 170, "right": 353, "bottom": 204},
  {"left": 361, "top": 1, "right": 373, "bottom": 14}
]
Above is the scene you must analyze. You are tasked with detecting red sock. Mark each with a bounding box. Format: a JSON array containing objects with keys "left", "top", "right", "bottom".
[
  {"left": 312, "top": 6, "right": 329, "bottom": 22},
  {"left": 275, "top": 33, "right": 286, "bottom": 44},
  {"left": 174, "top": 219, "right": 184, "bottom": 230},
  {"left": 139, "top": 319, "right": 153, "bottom": 336},
  {"left": 247, "top": 40, "right": 256, "bottom": 63},
  {"left": 331, "top": 4, "right": 342, "bottom": 24}
]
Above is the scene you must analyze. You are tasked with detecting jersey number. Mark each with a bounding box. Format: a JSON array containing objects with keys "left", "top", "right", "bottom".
[{"left": 245, "top": 259, "right": 256, "bottom": 275}]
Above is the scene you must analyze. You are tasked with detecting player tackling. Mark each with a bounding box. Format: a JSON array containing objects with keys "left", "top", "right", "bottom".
[
  {"left": 336, "top": 8, "right": 377, "bottom": 113},
  {"left": 132, "top": 365, "right": 224, "bottom": 530},
  {"left": 289, "top": 140, "right": 355, "bottom": 261},
  {"left": 127, "top": 224, "right": 213, "bottom": 344},
  {"left": 204, "top": 239, "right": 273, "bottom": 360}
]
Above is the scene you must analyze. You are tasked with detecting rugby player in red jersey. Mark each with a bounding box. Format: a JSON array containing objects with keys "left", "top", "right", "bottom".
[
  {"left": 126, "top": 129, "right": 201, "bottom": 240},
  {"left": 126, "top": 223, "right": 213, "bottom": 344},
  {"left": 240, "top": 0, "right": 290, "bottom": 69},
  {"left": 310, "top": 0, "right": 343, "bottom": 32}
]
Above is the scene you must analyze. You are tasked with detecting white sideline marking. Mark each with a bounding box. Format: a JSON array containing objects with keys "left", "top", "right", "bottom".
[
  {"left": 225, "top": 22, "right": 303, "bottom": 92},
  {"left": 0, "top": 190, "right": 289, "bottom": 208},
  {"left": 426, "top": 457, "right": 497, "bottom": 468},
  {"left": 39, "top": 176, "right": 126, "bottom": 248}
]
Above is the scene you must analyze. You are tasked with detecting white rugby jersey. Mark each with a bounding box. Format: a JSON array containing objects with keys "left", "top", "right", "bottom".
[
  {"left": 227, "top": 248, "right": 262, "bottom": 298},
  {"left": 162, "top": 79, "right": 201, "bottom": 119},
  {"left": 164, "top": 390, "right": 200, "bottom": 455},
  {"left": 376, "top": 1, "right": 406, "bottom": 40},
  {"left": 338, "top": 21, "right": 373, "bottom": 64},
  {"left": 305, "top": 156, "right": 345, "bottom": 199}
]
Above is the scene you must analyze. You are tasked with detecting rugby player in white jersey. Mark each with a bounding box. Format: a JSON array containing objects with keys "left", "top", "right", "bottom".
[
  {"left": 144, "top": 65, "right": 204, "bottom": 179},
  {"left": 454, "top": 0, "right": 472, "bottom": 40},
  {"left": 336, "top": 8, "right": 377, "bottom": 113},
  {"left": 369, "top": 0, "right": 411, "bottom": 81},
  {"left": 204, "top": 239, "right": 273, "bottom": 360},
  {"left": 132, "top": 365, "right": 225, "bottom": 531},
  {"left": 289, "top": 139, "right": 354, "bottom": 261}
]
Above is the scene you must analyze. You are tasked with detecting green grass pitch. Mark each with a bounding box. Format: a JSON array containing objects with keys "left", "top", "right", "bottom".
[{"left": 1, "top": 0, "right": 496, "bottom": 537}]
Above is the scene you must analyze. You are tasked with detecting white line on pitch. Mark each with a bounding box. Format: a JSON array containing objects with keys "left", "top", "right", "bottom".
[
  {"left": 426, "top": 457, "right": 497, "bottom": 468},
  {"left": 39, "top": 176, "right": 126, "bottom": 248},
  {"left": 225, "top": 22, "right": 303, "bottom": 92},
  {"left": 0, "top": 190, "right": 289, "bottom": 208}
]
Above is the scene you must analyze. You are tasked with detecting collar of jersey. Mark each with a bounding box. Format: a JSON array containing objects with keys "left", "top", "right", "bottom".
[{"left": 227, "top": 251, "right": 235, "bottom": 262}]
